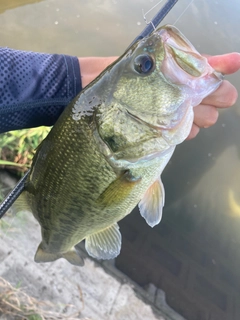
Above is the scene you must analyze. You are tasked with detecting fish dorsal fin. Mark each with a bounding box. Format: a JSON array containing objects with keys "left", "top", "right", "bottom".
[
  {"left": 138, "top": 177, "right": 165, "bottom": 228},
  {"left": 85, "top": 223, "right": 121, "bottom": 260}
]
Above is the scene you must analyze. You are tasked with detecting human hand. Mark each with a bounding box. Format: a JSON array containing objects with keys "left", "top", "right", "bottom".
[
  {"left": 187, "top": 53, "right": 240, "bottom": 139},
  {"left": 79, "top": 53, "right": 240, "bottom": 140},
  {"left": 78, "top": 57, "right": 117, "bottom": 88}
]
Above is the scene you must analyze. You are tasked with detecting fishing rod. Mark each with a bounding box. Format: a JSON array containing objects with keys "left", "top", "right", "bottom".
[
  {"left": 129, "top": 0, "right": 178, "bottom": 47},
  {"left": 0, "top": 0, "right": 178, "bottom": 219}
]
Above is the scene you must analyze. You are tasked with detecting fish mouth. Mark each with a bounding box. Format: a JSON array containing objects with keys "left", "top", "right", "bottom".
[
  {"left": 157, "top": 25, "right": 199, "bottom": 54},
  {"left": 158, "top": 25, "right": 208, "bottom": 79},
  {"left": 156, "top": 25, "right": 223, "bottom": 90}
]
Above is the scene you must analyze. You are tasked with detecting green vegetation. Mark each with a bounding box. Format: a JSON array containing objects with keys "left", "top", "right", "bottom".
[{"left": 0, "top": 127, "right": 50, "bottom": 174}]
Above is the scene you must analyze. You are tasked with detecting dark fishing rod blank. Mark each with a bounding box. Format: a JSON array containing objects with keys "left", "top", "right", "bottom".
[
  {"left": 128, "top": 0, "right": 179, "bottom": 48},
  {"left": 0, "top": 170, "right": 29, "bottom": 218}
]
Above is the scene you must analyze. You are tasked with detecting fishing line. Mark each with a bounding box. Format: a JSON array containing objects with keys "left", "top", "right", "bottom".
[
  {"left": 173, "top": 0, "right": 195, "bottom": 26},
  {"left": 142, "top": 0, "right": 164, "bottom": 30},
  {"left": 127, "top": 0, "right": 179, "bottom": 48}
]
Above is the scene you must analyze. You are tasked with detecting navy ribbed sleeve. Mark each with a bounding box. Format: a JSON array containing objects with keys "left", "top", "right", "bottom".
[{"left": 0, "top": 48, "right": 82, "bottom": 133}]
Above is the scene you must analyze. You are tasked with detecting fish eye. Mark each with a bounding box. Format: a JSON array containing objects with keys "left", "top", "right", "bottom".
[{"left": 134, "top": 54, "right": 154, "bottom": 74}]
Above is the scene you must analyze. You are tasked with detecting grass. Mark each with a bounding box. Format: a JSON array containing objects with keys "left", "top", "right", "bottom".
[
  {"left": 0, "top": 277, "right": 90, "bottom": 320},
  {"left": 0, "top": 127, "right": 50, "bottom": 174},
  {"left": 0, "top": 127, "right": 50, "bottom": 219}
]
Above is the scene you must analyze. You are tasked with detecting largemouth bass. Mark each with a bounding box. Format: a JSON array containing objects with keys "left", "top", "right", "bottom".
[{"left": 18, "top": 25, "right": 222, "bottom": 266}]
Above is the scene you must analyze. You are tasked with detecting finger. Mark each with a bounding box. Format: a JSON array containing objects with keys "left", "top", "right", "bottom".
[
  {"left": 207, "top": 53, "right": 240, "bottom": 74},
  {"left": 202, "top": 80, "right": 238, "bottom": 108},
  {"left": 193, "top": 104, "right": 219, "bottom": 128},
  {"left": 186, "top": 123, "right": 200, "bottom": 140}
]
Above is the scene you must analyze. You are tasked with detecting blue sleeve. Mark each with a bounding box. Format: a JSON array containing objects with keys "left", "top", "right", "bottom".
[{"left": 0, "top": 47, "right": 82, "bottom": 134}]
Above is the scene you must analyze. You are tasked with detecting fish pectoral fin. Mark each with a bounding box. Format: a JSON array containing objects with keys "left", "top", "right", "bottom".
[
  {"left": 138, "top": 177, "right": 165, "bottom": 228},
  {"left": 97, "top": 170, "right": 141, "bottom": 207},
  {"left": 85, "top": 223, "right": 121, "bottom": 260},
  {"left": 34, "top": 243, "right": 84, "bottom": 266}
]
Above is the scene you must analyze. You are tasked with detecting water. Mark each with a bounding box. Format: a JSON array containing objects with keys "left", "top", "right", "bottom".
[{"left": 0, "top": 1, "right": 240, "bottom": 319}]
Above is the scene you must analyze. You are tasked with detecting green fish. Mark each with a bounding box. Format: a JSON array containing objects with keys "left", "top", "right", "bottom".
[{"left": 17, "top": 25, "right": 222, "bottom": 266}]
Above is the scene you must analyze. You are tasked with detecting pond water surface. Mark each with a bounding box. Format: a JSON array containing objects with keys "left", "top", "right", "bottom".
[{"left": 0, "top": 1, "right": 240, "bottom": 320}]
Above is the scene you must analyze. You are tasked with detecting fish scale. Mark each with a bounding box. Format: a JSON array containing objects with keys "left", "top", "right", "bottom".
[{"left": 15, "top": 25, "right": 222, "bottom": 265}]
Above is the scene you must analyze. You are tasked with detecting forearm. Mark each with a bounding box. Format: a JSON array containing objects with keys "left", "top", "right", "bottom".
[
  {"left": 78, "top": 56, "right": 118, "bottom": 88},
  {"left": 0, "top": 48, "right": 81, "bottom": 133}
]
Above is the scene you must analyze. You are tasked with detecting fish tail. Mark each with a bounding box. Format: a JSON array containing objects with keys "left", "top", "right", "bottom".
[{"left": 34, "top": 243, "right": 84, "bottom": 266}]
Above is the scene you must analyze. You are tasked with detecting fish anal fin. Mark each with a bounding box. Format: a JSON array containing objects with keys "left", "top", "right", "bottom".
[
  {"left": 85, "top": 223, "right": 121, "bottom": 260},
  {"left": 34, "top": 243, "right": 84, "bottom": 266},
  {"left": 138, "top": 177, "right": 165, "bottom": 228}
]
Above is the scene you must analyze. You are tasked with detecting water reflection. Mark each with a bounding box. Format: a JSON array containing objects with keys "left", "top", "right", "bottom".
[{"left": 0, "top": 0, "right": 240, "bottom": 319}]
